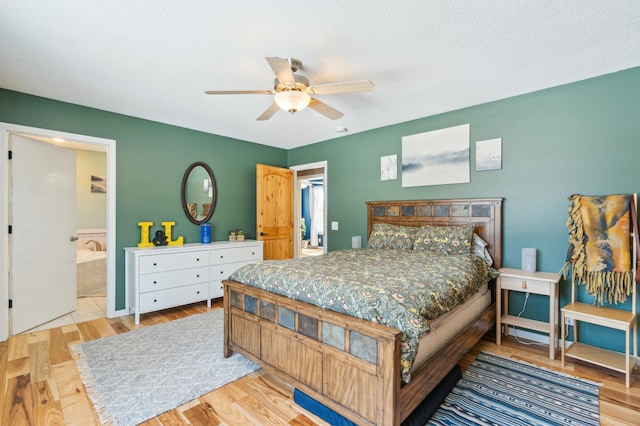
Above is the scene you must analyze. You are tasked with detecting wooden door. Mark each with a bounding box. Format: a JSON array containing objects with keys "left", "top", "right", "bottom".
[
  {"left": 10, "top": 134, "right": 77, "bottom": 334},
  {"left": 256, "top": 164, "right": 293, "bottom": 260}
]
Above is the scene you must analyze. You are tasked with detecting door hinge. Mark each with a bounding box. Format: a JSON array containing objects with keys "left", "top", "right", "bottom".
[
  {"left": 8, "top": 299, "right": 12, "bottom": 309},
  {"left": 8, "top": 225, "right": 12, "bottom": 234},
  {"left": 8, "top": 150, "right": 12, "bottom": 160}
]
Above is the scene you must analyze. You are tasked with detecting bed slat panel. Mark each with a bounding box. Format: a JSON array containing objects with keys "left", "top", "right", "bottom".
[
  {"left": 324, "top": 354, "right": 378, "bottom": 421},
  {"left": 261, "top": 327, "right": 323, "bottom": 391},
  {"left": 230, "top": 315, "right": 260, "bottom": 356}
]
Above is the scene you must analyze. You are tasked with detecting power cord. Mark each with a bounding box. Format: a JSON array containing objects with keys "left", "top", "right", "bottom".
[
  {"left": 563, "top": 321, "right": 574, "bottom": 341},
  {"left": 513, "top": 292, "right": 545, "bottom": 346}
]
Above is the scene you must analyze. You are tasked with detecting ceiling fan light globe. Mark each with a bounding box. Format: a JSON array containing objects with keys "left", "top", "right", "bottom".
[{"left": 275, "top": 90, "right": 310, "bottom": 114}]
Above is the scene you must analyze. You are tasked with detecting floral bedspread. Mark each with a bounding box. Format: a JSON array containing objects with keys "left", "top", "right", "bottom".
[{"left": 230, "top": 248, "right": 498, "bottom": 382}]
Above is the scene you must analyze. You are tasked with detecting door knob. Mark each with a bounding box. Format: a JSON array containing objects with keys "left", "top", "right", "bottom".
[
  {"left": 70, "top": 236, "right": 79, "bottom": 242},
  {"left": 259, "top": 232, "right": 268, "bottom": 236}
]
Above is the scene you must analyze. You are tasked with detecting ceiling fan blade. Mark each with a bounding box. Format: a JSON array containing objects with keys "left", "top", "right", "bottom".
[
  {"left": 308, "top": 80, "right": 374, "bottom": 95},
  {"left": 205, "top": 90, "right": 272, "bottom": 95},
  {"left": 308, "top": 98, "right": 344, "bottom": 120},
  {"left": 256, "top": 102, "right": 281, "bottom": 121},
  {"left": 266, "top": 57, "right": 296, "bottom": 86}
]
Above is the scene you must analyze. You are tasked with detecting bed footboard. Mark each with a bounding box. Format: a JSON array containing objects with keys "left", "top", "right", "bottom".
[
  {"left": 224, "top": 279, "right": 495, "bottom": 425},
  {"left": 224, "top": 279, "right": 402, "bottom": 425}
]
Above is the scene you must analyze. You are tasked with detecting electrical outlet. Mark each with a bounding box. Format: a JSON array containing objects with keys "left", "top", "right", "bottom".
[{"left": 564, "top": 317, "right": 574, "bottom": 326}]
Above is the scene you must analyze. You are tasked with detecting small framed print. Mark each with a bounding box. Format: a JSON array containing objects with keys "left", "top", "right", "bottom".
[
  {"left": 381, "top": 155, "right": 397, "bottom": 181},
  {"left": 91, "top": 175, "right": 107, "bottom": 193},
  {"left": 475, "top": 138, "right": 502, "bottom": 171}
]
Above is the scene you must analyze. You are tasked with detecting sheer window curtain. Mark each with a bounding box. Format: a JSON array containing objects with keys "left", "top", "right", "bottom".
[{"left": 309, "top": 185, "right": 324, "bottom": 247}]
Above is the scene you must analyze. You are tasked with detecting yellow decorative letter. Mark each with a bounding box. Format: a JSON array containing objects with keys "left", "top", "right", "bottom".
[
  {"left": 137, "top": 222, "right": 154, "bottom": 247},
  {"left": 162, "top": 221, "right": 184, "bottom": 246}
]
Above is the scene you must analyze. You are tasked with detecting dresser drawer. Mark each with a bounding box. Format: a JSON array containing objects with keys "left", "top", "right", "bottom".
[
  {"left": 139, "top": 266, "right": 209, "bottom": 293},
  {"left": 139, "top": 250, "right": 208, "bottom": 274},
  {"left": 139, "top": 283, "right": 208, "bottom": 312},
  {"left": 210, "top": 281, "right": 224, "bottom": 299},
  {"left": 210, "top": 246, "right": 262, "bottom": 265},
  {"left": 500, "top": 276, "right": 551, "bottom": 295},
  {"left": 210, "top": 260, "right": 256, "bottom": 281}
]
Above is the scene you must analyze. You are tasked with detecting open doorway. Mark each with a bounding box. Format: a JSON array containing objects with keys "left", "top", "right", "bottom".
[
  {"left": 0, "top": 123, "right": 117, "bottom": 341},
  {"left": 299, "top": 176, "right": 324, "bottom": 257},
  {"left": 290, "top": 161, "right": 327, "bottom": 259}
]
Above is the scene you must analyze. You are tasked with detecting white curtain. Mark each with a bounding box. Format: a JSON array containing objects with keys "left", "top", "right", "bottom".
[{"left": 309, "top": 185, "right": 324, "bottom": 246}]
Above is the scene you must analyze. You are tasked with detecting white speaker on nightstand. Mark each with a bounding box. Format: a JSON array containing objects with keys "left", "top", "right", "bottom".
[{"left": 521, "top": 248, "right": 537, "bottom": 273}]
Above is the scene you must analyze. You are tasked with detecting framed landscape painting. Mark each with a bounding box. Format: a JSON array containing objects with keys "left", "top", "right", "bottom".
[{"left": 402, "top": 124, "right": 470, "bottom": 187}]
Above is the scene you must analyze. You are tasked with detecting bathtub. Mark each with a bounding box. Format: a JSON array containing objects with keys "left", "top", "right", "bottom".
[
  {"left": 77, "top": 228, "right": 107, "bottom": 297},
  {"left": 77, "top": 249, "right": 107, "bottom": 263},
  {"left": 77, "top": 249, "right": 107, "bottom": 297}
]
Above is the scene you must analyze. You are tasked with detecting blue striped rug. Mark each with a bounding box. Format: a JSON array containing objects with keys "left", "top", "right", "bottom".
[{"left": 428, "top": 352, "right": 600, "bottom": 426}]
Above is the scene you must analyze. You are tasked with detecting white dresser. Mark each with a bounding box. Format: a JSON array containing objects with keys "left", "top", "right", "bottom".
[{"left": 125, "top": 240, "right": 263, "bottom": 324}]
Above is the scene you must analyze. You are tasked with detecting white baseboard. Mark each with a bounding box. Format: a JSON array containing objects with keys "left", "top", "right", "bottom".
[
  {"left": 109, "top": 308, "right": 129, "bottom": 319},
  {"left": 505, "top": 325, "right": 570, "bottom": 347}
]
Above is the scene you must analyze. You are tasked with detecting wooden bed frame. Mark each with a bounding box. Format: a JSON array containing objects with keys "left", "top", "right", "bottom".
[{"left": 224, "top": 198, "right": 502, "bottom": 425}]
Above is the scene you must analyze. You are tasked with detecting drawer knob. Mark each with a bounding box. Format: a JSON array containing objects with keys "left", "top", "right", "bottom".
[
  {"left": 522, "top": 280, "right": 527, "bottom": 289},
  {"left": 153, "top": 299, "right": 157, "bottom": 303},
  {"left": 153, "top": 281, "right": 157, "bottom": 284},
  {"left": 196, "top": 258, "right": 200, "bottom": 262},
  {"left": 220, "top": 255, "right": 224, "bottom": 259},
  {"left": 197, "top": 291, "right": 200, "bottom": 294},
  {"left": 196, "top": 274, "right": 200, "bottom": 278},
  {"left": 153, "top": 262, "right": 157, "bottom": 266}
]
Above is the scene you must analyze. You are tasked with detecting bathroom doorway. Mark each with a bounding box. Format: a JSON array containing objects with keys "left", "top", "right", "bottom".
[{"left": 0, "top": 123, "right": 117, "bottom": 341}]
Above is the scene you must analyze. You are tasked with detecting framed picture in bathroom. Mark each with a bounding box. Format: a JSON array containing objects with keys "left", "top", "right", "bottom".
[{"left": 91, "top": 175, "right": 107, "bottom": 193}]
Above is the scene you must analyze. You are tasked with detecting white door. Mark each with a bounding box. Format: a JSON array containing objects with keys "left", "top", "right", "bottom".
[{"left": 10, "top": 134, "right": 77, "bottom": 334}]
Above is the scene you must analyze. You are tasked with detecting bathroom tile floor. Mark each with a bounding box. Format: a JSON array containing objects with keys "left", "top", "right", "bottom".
[{"left": 20, "top": 296, "right": 107, "bottom": 334}]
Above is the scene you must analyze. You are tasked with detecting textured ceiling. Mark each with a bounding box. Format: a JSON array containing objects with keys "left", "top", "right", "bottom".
[{"left": 1, "top": 1, "right": 639, "bottom": 149}]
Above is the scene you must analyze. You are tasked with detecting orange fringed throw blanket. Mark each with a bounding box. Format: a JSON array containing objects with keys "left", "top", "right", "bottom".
[{"left": 565, "top": 194, "right": 633, "bottom": 304}]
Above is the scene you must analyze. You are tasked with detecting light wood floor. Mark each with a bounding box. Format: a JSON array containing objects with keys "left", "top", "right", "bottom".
[{"left": 2, "top": 302, "right": 640, "bottom": 425}]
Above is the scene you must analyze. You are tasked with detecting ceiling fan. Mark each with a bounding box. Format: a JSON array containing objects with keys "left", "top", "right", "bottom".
[{"left": 205, "top": 57, "right": 374, "bottom": 121}]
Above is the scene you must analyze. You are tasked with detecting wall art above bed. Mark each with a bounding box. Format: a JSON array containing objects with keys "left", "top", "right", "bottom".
[
  {"left": 401, "top": 123, "right": 470, "bottom": 187},
  {"left": 380, "top": 154, "right": 397, "bottom": 181},
  {"left": 475, "top": 138, "right": 502, "bottom": 171}
]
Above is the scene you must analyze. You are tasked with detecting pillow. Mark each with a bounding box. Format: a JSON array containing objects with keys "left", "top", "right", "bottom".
[
  {"left": 367, "top": 223, "right": 415, "bottom": 250},
  {"left": 472, "top": 233, "right": 494, "bottom": 266},
  {"left": 413, "top": 224, "right": 474, "bottom": 255}
]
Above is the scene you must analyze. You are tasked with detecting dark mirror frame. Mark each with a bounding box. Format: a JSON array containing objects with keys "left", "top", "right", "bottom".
[{"left": 181, "top": 161, "right": 217, "bottom": 225}]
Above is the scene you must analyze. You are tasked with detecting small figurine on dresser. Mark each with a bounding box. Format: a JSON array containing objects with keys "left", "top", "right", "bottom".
[{"left": 152, "top": 230, "right": 168, "bottom": 246}]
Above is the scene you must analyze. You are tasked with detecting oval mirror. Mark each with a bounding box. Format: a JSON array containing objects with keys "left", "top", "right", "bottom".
[{"left": 181, "top": 162, "right": 217, "bottom": 225}]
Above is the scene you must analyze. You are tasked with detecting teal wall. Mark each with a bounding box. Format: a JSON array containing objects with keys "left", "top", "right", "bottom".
[
  {"left": 0, "top": 89, "right": 287, "bottom": 310},
  {"left": 288, "top": 66, "right": 640, "bottom": 354},
  {"left": 2, "top": 67, "right": 639, "bottom": 354}
]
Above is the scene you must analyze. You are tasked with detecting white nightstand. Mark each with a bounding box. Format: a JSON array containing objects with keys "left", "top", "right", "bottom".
[{"left": 496, "top": 268, "right": 561, "bottom": 359}]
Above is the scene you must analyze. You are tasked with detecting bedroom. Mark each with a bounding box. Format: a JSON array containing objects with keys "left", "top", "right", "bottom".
[{"left": 1, "top": 1, "right": 640, "bottom": 424}]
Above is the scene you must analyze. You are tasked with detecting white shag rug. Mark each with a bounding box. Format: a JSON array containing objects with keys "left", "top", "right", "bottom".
[{"left": 71, "top": 309, "right": 259, "bottom": 425}]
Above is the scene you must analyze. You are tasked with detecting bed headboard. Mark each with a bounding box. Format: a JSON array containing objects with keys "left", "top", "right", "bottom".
[{"left": 366, "top": 198, "right": 503, "bottom": 268}]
